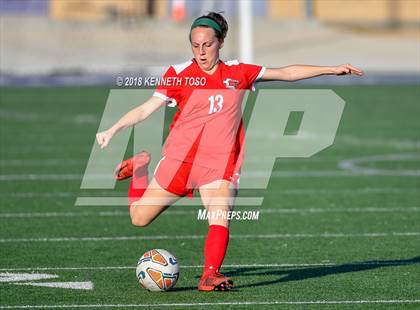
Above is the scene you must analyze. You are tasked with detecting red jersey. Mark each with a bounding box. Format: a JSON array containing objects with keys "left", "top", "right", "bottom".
[{"left": 153, "top": 59, "right": 265, "bottom": 170}]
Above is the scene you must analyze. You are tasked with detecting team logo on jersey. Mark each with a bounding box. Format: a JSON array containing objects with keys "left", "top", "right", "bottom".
[{"left": 223, "top": 78, "right": 239, "bottom": 89}]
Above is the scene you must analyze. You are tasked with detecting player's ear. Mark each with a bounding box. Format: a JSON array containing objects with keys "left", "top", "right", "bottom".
[{"left": 219, "top": 39, "right": 224, "bottom": 49}]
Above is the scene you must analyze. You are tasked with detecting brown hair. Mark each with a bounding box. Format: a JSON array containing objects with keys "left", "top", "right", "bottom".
[{"left": 190, "top": 12, "right": 228, "bottom": 42}]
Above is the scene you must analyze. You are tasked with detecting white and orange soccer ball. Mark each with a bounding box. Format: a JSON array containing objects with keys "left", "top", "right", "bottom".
[{"left": 136, "top": 249, "right": 179, "bottom": 292}]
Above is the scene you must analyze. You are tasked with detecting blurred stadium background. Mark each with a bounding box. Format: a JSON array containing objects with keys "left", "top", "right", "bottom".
[{"left": 1, "top": 0, "right": 419, "bottom": 85}]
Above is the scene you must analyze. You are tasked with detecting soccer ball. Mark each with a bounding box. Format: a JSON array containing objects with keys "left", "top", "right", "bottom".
[{"left": 136, "top": 249, "right": 179, "bottom": 292}]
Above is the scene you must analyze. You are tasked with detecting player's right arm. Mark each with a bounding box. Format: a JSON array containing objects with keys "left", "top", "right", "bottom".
[{"left": 96, "top": 96, "right": 165, "bottom": 149}]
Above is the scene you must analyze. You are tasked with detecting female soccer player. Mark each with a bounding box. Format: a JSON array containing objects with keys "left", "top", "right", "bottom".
[{"left": 96, "top": 12, "right": 363, "bottom": 291}]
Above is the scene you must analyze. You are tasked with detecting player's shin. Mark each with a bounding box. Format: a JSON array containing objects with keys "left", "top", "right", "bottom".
[{"left": 203, "top": 224, "right": 230, "bottom": 274}]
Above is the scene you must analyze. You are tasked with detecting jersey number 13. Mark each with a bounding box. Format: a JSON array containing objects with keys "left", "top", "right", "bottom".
[{"left": 208, "top": 95, "right": 224, "bottom": 114}]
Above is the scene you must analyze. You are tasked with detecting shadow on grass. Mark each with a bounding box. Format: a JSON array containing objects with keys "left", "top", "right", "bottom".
[
  {"left": 224, "top": 256, "right": 420, "bottom": 289},
  {"left": 167, "top": 286, "right": 198, "bottom": 292}
]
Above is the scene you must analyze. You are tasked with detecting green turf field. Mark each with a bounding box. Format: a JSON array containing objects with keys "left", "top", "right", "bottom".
[{"left": 0, "top": 85, "right": 419, "bottom": 309}]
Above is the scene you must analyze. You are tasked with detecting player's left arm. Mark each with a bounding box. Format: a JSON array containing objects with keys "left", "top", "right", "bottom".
[{"left": 260, "top": 64, "right": 363, "bottom": 82}]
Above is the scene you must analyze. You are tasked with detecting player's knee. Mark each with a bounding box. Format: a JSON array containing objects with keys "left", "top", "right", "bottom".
[
  {"left": 129, "top": 205, "right": 151, "bottom": 227},
  {"left": 131, "top": 215, "right": 151, "bottom": 227}
]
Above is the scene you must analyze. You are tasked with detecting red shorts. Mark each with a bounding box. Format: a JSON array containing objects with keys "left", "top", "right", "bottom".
[{"left": 154, "top": 156, "right": 240, "bottom": 197}]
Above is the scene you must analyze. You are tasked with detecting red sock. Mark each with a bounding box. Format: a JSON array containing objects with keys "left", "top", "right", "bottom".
[
  {"left": 127, "top": 166, "right": 149, "bottom": 209},
  {"left": 203, "top": 225, "right": 229, "bottom": 274}
]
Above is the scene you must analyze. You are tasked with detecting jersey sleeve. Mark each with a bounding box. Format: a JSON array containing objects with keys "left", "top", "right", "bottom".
[
  {"left": 240, "top": 63, "right": 266, "bottom": 91},
  {"left": 153, "top": 66, "right": 180, "bottom": 107}
]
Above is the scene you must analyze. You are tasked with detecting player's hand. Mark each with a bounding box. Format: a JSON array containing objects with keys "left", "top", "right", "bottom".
[
  {"left": 96, "top": 129, "right": 114, "bottom": 149},
  {"left": 333, "top": 64, "right": 364, "bottom": 76}
]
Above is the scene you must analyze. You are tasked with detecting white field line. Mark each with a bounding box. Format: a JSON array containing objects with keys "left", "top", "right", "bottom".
[
  {"left": 74, "top": 197, "right": 264, "bottom": 207},
  {"left": 2, "top": 132, "right": 418, "bottom": 149},
  {"left": 254, "top": 207, "right": 420, "bottom": 214},
  {"left": 1, "top": 169, "right": 419, "bottom": 181},
  {"left": 0, "top": 300, "right": 419, "bottom": 308},
  {"left": 0, "top": 157, "right": 345, "bottom": 167},
  {"left": 0, "top": 174, "right": 82, "bottom": 181},
  {"left": 0, "top": 110, "right": 98, "bottom": 124},
  {"left": 338, "top": 135, "right": 419, "bottom": 150},
  {"left": 0, "top": 232, "right": 418, "bottom": 243},
  {"left": 0, "top": 157, "right": 401, "bottom": 166},
  {"left": 264, "top": 188, "right": 420, "bottom": 194},
  {"left": 0, "top": 261, "right": 416, "bottom": 272},
  {"left": 0, "top": 159, "right": 84, "bottom": 166},
  {"left": 0, "top": 157, "right": 340, "bottom": 166},
  {"left": 5, "top": 192, "right": 77, "bottom": 198},
  {"left": 0, "top": 273, "right": 59, "bottom": 282},
  {"left": 338, "top": 153, "right": 420, "bottom": 176},
  {"left": 4, "top": 187, "right": 419, "bottom": 198},
  {"left": 13, "top": 281, "right": 93, "bottom": 290},
  {"left": 1, "top": 207, "right": 420, "bottom": 219}
]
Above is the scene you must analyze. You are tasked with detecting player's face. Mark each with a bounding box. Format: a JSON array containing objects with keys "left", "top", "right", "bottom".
[{"left": 190, "top": 27, "right": 223, "bottom": 73}]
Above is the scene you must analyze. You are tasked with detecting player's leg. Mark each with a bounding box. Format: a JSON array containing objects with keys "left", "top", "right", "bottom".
[
  {"left": 129, "top": 156, "right": 190, "bottom": 227},
  {"left": 198, "top": 179, "right": 236, "bottom": 291},
  {"left": 129, "top": 177, "right": 181, "bottom": 227},
  {"left": 200, "top": 179, "right": 236, "bottom": 227}
]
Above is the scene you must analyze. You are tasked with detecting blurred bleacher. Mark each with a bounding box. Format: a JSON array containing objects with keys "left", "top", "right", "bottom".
[{"left": 0, "top": 0, "right": 419, "bottom": 86}]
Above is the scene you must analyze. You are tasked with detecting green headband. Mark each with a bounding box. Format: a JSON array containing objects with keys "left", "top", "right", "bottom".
[{"left": 190, "top": 17, "right": 222, "bottom": 35}]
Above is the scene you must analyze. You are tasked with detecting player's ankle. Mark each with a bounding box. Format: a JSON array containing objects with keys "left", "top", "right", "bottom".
[{"left": 202, "top": 268, "right": 218, "bottom": 276}]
